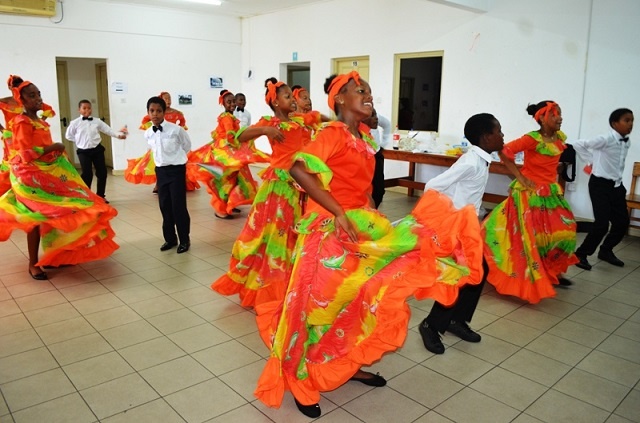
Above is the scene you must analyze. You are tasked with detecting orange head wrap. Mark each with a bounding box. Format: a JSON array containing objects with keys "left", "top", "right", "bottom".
[
  {"left": 219, "top": 90, "right": 233, "bottom": 106},
  {"left": 533, "top": 101, "right": 559, "bottom": 122},
  {"left": 265, "top": 80, "right": 285, "bottom": 106},
  {"left": 12, "top": 80, "right": 32, "bottom": 107},
  {"left": 327, "top": 71, "right": 361, "bottom": 111},
  {"left": 292, "top": 87, "right": 307, "bottom": 102}
]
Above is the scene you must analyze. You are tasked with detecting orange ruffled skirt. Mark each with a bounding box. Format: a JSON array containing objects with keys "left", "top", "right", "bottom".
[{"left": 254, "top": 190, "right": 484, "bottom": 407}]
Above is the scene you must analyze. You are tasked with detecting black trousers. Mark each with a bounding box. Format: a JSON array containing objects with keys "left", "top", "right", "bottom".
[
  {"left": 372, "top": 148, "right": 386, "bottom": 209},
  {"left": 426, "top": 259, "right": 488, "bottom": 334},
  {"left": 76, "top": 144, "right": 108, "bottom": 197},
  {"left": 156, "top": 165, "right": 190, "bottom": 245},
  {"left": 576, "top": 175, "right": 629, "bottom": 256}
]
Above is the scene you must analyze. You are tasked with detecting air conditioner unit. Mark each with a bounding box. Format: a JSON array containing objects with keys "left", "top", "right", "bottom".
[{"left": 0, "top": 0, "right": 57, "bottom": 17}]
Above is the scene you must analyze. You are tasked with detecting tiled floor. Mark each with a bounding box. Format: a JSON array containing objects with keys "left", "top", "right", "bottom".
[{"left": 1, "top": 174, "right": 639, "bottom": 423}]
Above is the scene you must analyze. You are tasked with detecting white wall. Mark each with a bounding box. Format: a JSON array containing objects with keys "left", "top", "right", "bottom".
[
  {"left": 0, "top": 0, "right": 243, "bottom": 170},
  {"left": 239, "top": 0, "right": 640, "bottom": 219}
]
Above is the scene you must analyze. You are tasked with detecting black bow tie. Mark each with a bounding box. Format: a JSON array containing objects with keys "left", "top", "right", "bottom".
[
  {"left": 153, "top": 125, "right": 163, "bottom": 133},
  {"left": 236, "top": 108, "right": 244, "bottom": 112},
  {"left": 620, "top": 137, "right": 629, "bottom": 142},
  {"left": 82, "top": 117, "right": 93, "bottom": 121}
]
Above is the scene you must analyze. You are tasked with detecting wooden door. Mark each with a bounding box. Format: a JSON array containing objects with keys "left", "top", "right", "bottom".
[
  {"left": 95, "top": 62, "right": 113, "bottom": 167},
  {"left": 333, "top": 56, "right": 370, "bottom": 81},
  {"left": 55, "top": 61, "right": 75, "bottom": 165}
]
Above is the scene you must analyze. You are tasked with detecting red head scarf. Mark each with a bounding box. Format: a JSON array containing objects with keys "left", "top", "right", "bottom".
[
  {"left": 7, "top": 74, "right": 22, "bottom": 90},
  {"left": 534, "top": 101, "right": 560, "bottom": 122},
  {"left": 327, "top": 71, "right": 361, "bottom": 111},
  {"left": 219, "top": 90, "right": 234, "bottom": 105},
  {"left": 292, "top": 87, "right": 307, "bottom": 102},
  {"left": 12, "top": 80, "right": 32, "bottom": 107},
  {"left": 265, "top": 80, "right": 284, "bottom": 106}
]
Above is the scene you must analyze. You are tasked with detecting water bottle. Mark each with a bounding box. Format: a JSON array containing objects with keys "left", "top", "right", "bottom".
[
  {"left": 461, "top": 138, "right": 469, "bottom": 153},
  {"left": 392, "top": 126, "right": 400, "bottom": 150}
]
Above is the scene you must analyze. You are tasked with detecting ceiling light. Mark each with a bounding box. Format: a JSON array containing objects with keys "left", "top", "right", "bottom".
[{"left": 182, "top": 0, "right": 222, "bottom": 5}]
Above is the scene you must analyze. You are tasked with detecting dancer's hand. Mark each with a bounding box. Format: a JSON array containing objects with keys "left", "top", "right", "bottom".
[
  {"left": 335, "top": 214, "right": 358, "bottom": 242},
  {"left": 262, "top": 127, "right": 285, "bottom": 143},
  {"left": 518, "top": 176, "right": 536, "bottom": 190}
]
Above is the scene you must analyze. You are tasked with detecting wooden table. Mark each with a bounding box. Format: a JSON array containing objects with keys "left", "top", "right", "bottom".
[{"left": 383, "top": 149, "right": 530, "bottom": 204}]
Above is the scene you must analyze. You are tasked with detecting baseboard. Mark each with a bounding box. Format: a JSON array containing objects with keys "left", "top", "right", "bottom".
[{"left": 112, "top": 169, "right": 124, "bottom": 176}]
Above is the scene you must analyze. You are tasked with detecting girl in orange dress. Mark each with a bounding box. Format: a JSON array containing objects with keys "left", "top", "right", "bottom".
[
  {"left": 254, "top": 72, "right": 484, "bottom": 418},
  {"left": 482, "top": 100, "right": 578, "bottom": 303},
  {"left": 212, "top": 78, "right": 324, "bottom": 308},
  {"left": 0, "top": 75, "right": 56, "bottom": 195},
  {"left": 0, "top": 81, "right": 118, "bottom": 280},
  {"left": 291, "top": 85, "right": 313, "bottom": 113},
  {"left": 188, "top": 89, "right": 269, "bottom": 218},
  {"left": 124, "top": 91, "right": 198, "bottom": 191}
]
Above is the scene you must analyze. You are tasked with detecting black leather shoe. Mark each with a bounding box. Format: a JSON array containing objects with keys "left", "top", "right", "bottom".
[
  {"left": 177, "top": 243, "right": 190, "bottom": 254},
  {"left": 557, "top": 277, "right": 573, "bottom": 287},
  {"left": 160, "top": 242, "right": 177, "bottom": 251},
  {"left": 447, "top": 320, "right": 481, "bottom": 343},
  {"left": 350, "top": 372, "right": 387, "bottom": 387},
  {"left": 575, "top": 253, "right": 592, "bottom": 271},
  {"left": 29, "top": 267, "right": 48, "bottom": 280},
  {"left": 598, "top": 250, "right": 624, "bottom": 267},
  {"left": 419, "top": 320, "right": 445, "bottom": 354},
  {"left": 294, "top": 399, "right": 321, "bottom": 418}
]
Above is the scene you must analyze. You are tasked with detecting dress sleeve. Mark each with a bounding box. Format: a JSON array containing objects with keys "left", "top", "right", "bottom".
[
  {"left": 178, "top": 112, "right": 188, "bottom": 130},
  {"left": 292, "top": 125, "right": 344, "bottom": 189},
  {"left": 501, "top": 134, "right": 536, "bottom": 161},
  {"left": 41, "top": 103, "right": 56, "bottom": 119},
  {"left": 139, "top": 115, "right": 152, "bottom": 131},
  {"left": 11, "top": 119, "right": 43, "bottom": 163}
]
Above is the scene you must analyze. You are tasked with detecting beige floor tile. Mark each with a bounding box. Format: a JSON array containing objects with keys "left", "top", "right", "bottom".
[
  {"left": 548, "top": 319, "right": 610, "bottom": 348},
  {"left": 14, "top": 290, "right": 68, "bottom": 312},
  {"left": 475, "top": 293, "right": 524, "bottom": 317},
  {"left": 205, "top": 403, "right": 274, "bottom": 423},
  {"left": 526, "top": 389, "right": 610, "bottom": 423},
  {"left": 137, "top": 266, "right": 183, "bottom": 283},
  {"left": 0, "top": 347, "right": 58, "bottom": 384},
  {"left": 140, "top": 355, "right": 214, "bottom": 396},
  {"left": 435, "top": 387, "right": 520, "bottom": 423},
  {"left": 164, "top": 378, "right": 246, "bottom": 422},
  {"left": 387, "top": 365, "right": 463, "bottom": 409},
  {"left": 84, "top": 305, "right": 142, "bottom": 331},
  {"left": 99, "top": 273, "right": 149, "bottom": 292},
  {"left": 147, "top": 308, "right": 206, "bottom": 335},
  {"left": 48, "top": 332, "right": 113, "bottom": 366},
  {"left": 505, "top": 306, "right": 563, "bottom": 331},
  {"left": 480, "top": 318, "right": 543, "bottom": 347},
  {"left": 212, "top": 310, "right": 259, "bottom": 338},
  {"left": 113, "top": 283, "right": 165, "bottom": 305},
  {"left": 24, "top": 302, "right": 80, "bottom": 327},
  {"left": 127, "top": 294, "right": 184, "bottom": 318},
  {"left": 0, "top": 300, "right": 20, "bottom": 319},
  {"left": 192, "top": 340, "right": 261, "bottom": 376},
  {"left": 11, "top": 393, "right": 96, "bottom": 423},
  {"left": 600, "top": 288, "right": 640, "bottom": 308},
  {"left": 614, "top": 320, "right": 640, "bottom": 342},
  {"left": 63, "top": 351, "right": 135, "bottom": 390},
  {"left": 152, "top": 276, "right": 201, "bottom": 294},
  {"left": 0, "top": 314, "right": 31, "bottom": 337},
  {"left": 218, "top": 360, "right": 267, "bottom": 401},
  {"left": 552, "top": 286, "right": 596, "bottom": 306},
  {"left": 597, "top": 335, "right": 640, "bottom": 365},
  {"left": 118, "top": 337, "right": 185, "bottom": 371},
  {"left": 584, "top": 297, "right": 639, "bottom": 319},
  {"left": 120, "top": 257, "right": 167, "bottom": 273},
  {"left": 1, "top": 368, "right": 75, "bottom": 412},
  {"left": 101, "top": 399, "right": 184, "bottom": 423},
  {"left": 170, "top": 285, "right": 222, "bottom": 307},
  {"left": 189, "top": 267, "right": 226, "bottom": 285},
  {"left": 35, "top": 316, "right": 95, "bottom": 345},
  {"left": 614, "top": 388, "right": 640, "bottom": 422},
  {"left": 5, "top": 280, "right": 56, "bottom": 298},
  {"left": 568, "top": 307, "right": 626, "bottom": 332},
  {"left": 86, "top": 263, "right": 133, "bottom": 280},
  {"left": 361, "top": 350, "right": 417, "bottom": 381},
  {"left": 422, "top": 347, "right": 494, "bottom": 385},
  {"left": 0, "top": 329, "right": 43, "bottom": 358},
  {"left": 451, "top": 333, "right": 520, "bottom": 365},
  {"left": 343, "top": 386, "right": 428, "bottom": 423},
  {"left": 167, "top": 323, "right": 231, "bottom": 354},
  {"left": 554, "top": 368, "right": 631, "bottom": 412},
  {"left": 500, "top": 349, "right": 571, "bottom": 387},
  {"left": 48, "top": 270, "right": 97, "bottom": 290},
  {"left": 525, "top": 333, "right": 592, "bottom": 366},
  {"left": 577, "top": 350, "right": 640, "bottom": 388},
  {"left": 470, "top": 367, "right": 547, "bottom": 411},
  {"left": 71, "top": 293, "right": 125, "bottom": 315},
  {"left": 59, "top": 282, "right": 110, "bottom": 302},
  {"left": 412, "top": 411, "right": 455, "bottom": 422},
  {"left": 527, "top": 297, "right": 580, "bottom": 318},
  {"left": 80, "top": 373, "right": 159, "bottom": 420},
  {"left": 0, "top": 287, "right": 10, "bottom": 302},
  {"left": 170, "top": 258, "right": 214, "bottom": 274},
  {"left": 99, "top": 319, "right": 163, "bottom": 350},
  {"left": 189, "top": 298, "right": 246, "bottom": 322},
  {"left": 251, "top": 392, "right": 338, "bottom": 422}
]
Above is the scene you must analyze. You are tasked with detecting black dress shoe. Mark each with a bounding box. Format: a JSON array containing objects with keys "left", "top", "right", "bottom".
[
  {"left": 557, "top": 277, "right": 573, "bottom": 287},
  {"left": 419, "top": 320, "right": 445, "bottom": 354},
  {"left": 350, "top": 372, "right": 387, "bottom": 387},
  {"left": 447, "top": 320, "right": 481, "bottom": 343},
  {"left": 160, "top": 242, "right": 177, "bottom": 251},
  {"left": 575, "top": 253, "right": 592, "bottom": 271},
  {"left": 598, "top": 250, "right": 624, "bottom": 267},
  {"left": 29, "top": 267, "right": 48, "bottom": 280},
  {"left": 231, "top": 207, "right": 241, "bottom": 213},
  {"left": 177, "top": 243, "right": 190, "bottom": 254},
  {"left": 294, "top": 399, "right": 321, "bottom": 418}
]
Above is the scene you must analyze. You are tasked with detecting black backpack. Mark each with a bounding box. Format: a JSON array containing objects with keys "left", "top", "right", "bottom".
[{"left": 559, "top": 144, "right": 576, "bottom": 182}]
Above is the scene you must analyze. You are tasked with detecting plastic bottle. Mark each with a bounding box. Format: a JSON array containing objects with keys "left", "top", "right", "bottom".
[
  {"left": 392, "top": 126, "right": 400, "bottom": 150},
  {"left": 460, "top": 138, "right": 469, "bottom": 153}
]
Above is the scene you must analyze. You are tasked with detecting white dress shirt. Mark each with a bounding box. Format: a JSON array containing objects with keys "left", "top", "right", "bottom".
[
  {"left": 145, "top": 121, "right": 191, "bottom": 167},
  {"left": 65, "top": 116, "right": 119, "bottom": 149},
  {"left": 424, "top": 145, "right": 492, "bottom": 216},
  {"left": 233, "top": 108, "right": 252, "bottom": 128},
  {"left": 371, "top": 114, "right": 392, "bottom": 151},
  {"left": 570, "top": 128, "right": 630, "bottom": 187}
]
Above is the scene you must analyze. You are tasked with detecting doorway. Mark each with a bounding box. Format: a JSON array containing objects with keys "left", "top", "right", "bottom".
[
  {"left": 281, "top": 62, "right": 310, "bottom": 92},
  {"left": 55, "top": 57, "right": 113, "bottom": 168},
  {"left": 332, "top": 56, "right": 370, "bottom": 81}
]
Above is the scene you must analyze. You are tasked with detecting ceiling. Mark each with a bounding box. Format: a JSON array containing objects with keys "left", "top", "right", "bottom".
[{"left": 96, "top": 0, "right": 327, "bottom": 18}]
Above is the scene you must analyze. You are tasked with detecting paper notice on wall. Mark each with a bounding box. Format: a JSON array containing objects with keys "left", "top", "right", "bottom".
[{"left": 111, "top": 82, "right": 128, "bottom": 94}]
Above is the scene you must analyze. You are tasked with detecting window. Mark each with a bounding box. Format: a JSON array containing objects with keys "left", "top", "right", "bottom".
[{"left": 393, "top": 51, "right": 443, "bottom": 132}]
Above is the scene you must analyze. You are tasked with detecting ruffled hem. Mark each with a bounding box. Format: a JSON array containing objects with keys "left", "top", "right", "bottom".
[{"left": 212, "top": 275, "right": 287, "bottom": 309}]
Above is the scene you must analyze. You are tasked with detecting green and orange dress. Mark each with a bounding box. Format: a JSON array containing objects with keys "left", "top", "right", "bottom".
[
  {"left": 0, "top": 115, "right": 118, "bottom": 266},
  {"left": 254, "top": 121, "right": 484, "bottom": 408},
  {"left": 212, "top": 112, "right": 322, "bottom": 307},
  {"left": 124, "top": 109, "right": 198, "bottom": 190},
  {"left": 482, "top": 131, "right": 578, "bottom": 304},
  {"left": 188, "top": 112, "right": 269, "bottom": 215}
]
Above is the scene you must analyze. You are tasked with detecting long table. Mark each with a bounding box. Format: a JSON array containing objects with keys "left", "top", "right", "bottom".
[{"left": 382, "top": 149, "right": 555, "bottom": 204}]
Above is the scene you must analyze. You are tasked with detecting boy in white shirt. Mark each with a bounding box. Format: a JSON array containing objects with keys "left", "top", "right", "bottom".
[
  {"left": 65, "top": 99, "right": 126, "bottom": 203},
  {"left": 363, "top": 108, "right": 392, "bottom": 208},
  {"left": 419, "top": 113, "right": 504, "bottom": 355},
  {"left": 571, "top": 108, "right": 634, "bottom": 270},
  {"left": 145, "top": 96, "right": 192, "bottom": 254},
  {"left": 233, "top": 93, "right": 251, "bottom": 128}
]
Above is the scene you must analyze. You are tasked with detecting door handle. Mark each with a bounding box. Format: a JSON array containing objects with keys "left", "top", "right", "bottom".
[{"left": 61, "top": 117, "right": 68, "bottom": 127}]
